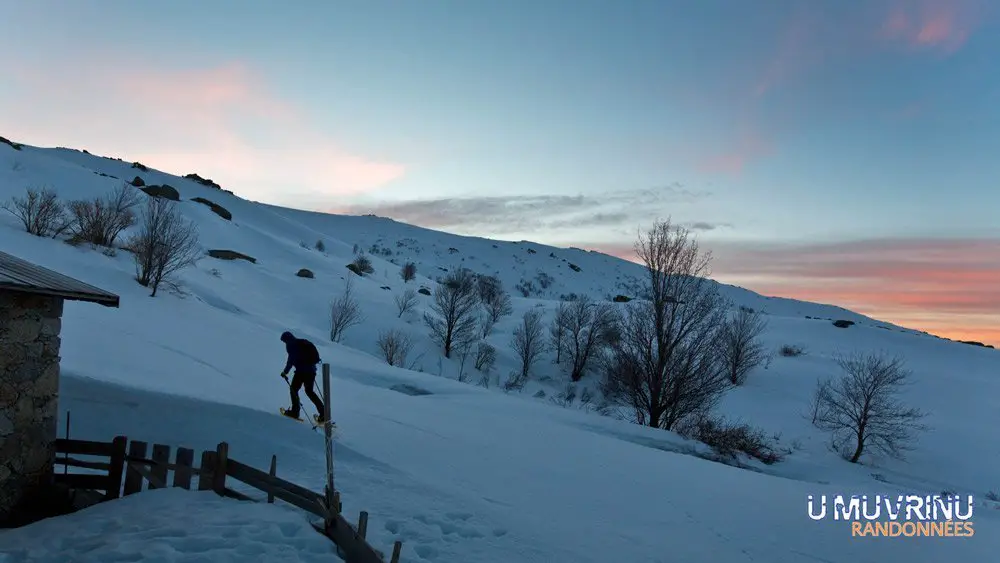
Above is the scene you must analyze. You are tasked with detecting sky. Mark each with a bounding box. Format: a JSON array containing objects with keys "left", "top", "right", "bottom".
[{"left": 1, "top": 0, "right": 997, "bottom": 345}]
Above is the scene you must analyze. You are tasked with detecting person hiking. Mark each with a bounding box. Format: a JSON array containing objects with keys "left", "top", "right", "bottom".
[{"left": 279, "top": 331, "right": 326, "bottom": 422}]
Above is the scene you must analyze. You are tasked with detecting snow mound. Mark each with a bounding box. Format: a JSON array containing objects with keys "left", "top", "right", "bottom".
[{"left": 0, "top": 487, "right": 337, "bottom": 563}]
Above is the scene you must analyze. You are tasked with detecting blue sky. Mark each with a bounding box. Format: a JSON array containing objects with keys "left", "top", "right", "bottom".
[{"left": 1, "top": 0, "right": 998, "bottom": 344}]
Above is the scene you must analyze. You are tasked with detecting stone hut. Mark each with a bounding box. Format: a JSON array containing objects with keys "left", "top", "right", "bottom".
[{"left": 0, "top": 250, "right": 119, "bottom": 527}]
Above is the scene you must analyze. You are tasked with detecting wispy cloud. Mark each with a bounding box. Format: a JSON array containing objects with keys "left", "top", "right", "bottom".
[
  {"left": 1, "top": 57, "right": 405, "bottom": 204},
  {"left": 334, "top": 184, "right": 715, "bottom": 236}
]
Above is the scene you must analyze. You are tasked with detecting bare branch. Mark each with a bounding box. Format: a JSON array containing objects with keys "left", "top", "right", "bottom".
[
  {"left": 719, "top": 306, "right": 769, "bottom": 385},
  {"left": 394, "top": 288, "right": 419, "bottom": 318},
  {"left": 330, "top": 275, "right": 364, "bottom": 342},
  {"left": 812, "top": 351, "right": 929, "bottom": 463},
  {"left": 376, "top": 329, "right": 413, "bottom": 367},
  {"left": 602, "top": 217, "right": 729, "bottom": 430},
  {"left": 508, "top": 309, "right": 545, "bottom": 389},
  {"left": 124, "top": 196, "right": 200, "bottom": 297},
  {"left": 1, "top": 187, "right": 73, "bottom": 238},
  {"left": 423, "top": 269, "right": 480, "bottom": 358},
  {"left": 558, "top": 296, "right": 619, "bottom": 382}
]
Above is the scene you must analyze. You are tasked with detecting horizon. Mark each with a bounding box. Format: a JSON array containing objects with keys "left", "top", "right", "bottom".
[{"left": 1, "top": 0, "right": 997, "bottom": 346}]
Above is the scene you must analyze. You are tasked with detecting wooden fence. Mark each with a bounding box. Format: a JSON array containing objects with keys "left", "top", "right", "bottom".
[{"left": 53, "top": 437, "right": 402, "bottom": 563}]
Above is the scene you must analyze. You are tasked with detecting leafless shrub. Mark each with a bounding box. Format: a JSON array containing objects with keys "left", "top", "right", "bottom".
[
  {"left": 395, "top": 288, "right": 419, "bottom": 318},
  {"left": 1, "top": 186, "right": 72, "bottom": 237},
  {"left": 10, "top": 159, "right": 24, "bottom": 172},
  {"left": 424, "top": 269, "right": 480, "bottom": 358},
  {"left": 780, "top": 344, "right": 805, "bottom": 357},
  {"left": 330, "top": 275, "right": 364, "bottom": 342},
  {"left": 509, "top": 309, "right": 545, "bottom": 387},
  {"left": 602, "top": 218, "right": 730, "bottom": 431},
  {"left": 556, "top": 296, "right": 619, "bottom": 382},
  {"left": 315, "top": 239, "right": 325, "bottom": 252},
  {"left": 720, "top": 306, "right": 769, "bottom": 385},
  {"left": 68, "top": 182, "right": 141, "bottom": 247},
  {"left": 376, "top": 329, "right": 413, "bottom": 367},
  {"left": 124, "top": 196, "right": 200, "bottom": 297},
  {"left": 812, "top": 351, "right": 928, "bottom": 463},
  {"left": 986, "top": 491, "right": 1000, "bottom": 502},
  {"left": 676, "top": 414, "right": 784, "bottom": 465},
  {"left": 351, "top": 253, "right": 374, "bottom": 275},
  {"left": 401, "top": 261, "right": 417, "bottom": 282},
  {"left": 474, "top": 341, "right": 497, "bottom": 372}
]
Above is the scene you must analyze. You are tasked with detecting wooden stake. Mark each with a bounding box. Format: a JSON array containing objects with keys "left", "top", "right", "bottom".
[
  {"left": 358, "top": 511, "right": 368, "bottom": 539},
  {"left": 390, "top": 541, "right": 402, "bottom": 563},
  {"left": 322, "top": 363, "right": 336, "bottom": 522},
  {"left": 267, "top": 454, "right": 277, "bottom": 503},
  {"left": 212, "top": 442, "right": 229, "bottom": 495}
]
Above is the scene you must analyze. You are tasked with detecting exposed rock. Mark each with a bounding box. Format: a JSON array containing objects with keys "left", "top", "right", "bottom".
[
  {"left": 207, "top": 249, "right": 256, "bottom": 263},
  {"left": 139, "top": 185, "right": 180, "bottom": 201},
  {"left": 190, "top": 197, "right": 232, "bottom": 221},
  {"left": 130, "top": 176, "right": 145, "bottom": 187},
  {"left": 296, "top": 268, "right": 314, "bottom": 278}
]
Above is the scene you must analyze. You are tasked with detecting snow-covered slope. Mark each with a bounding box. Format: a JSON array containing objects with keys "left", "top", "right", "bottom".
[{"left": 1, "top": 139, "right": 998, "bottom": 562}]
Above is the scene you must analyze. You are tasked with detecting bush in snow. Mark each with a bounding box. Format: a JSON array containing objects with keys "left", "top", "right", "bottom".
[
  {"left": 377, "top": 329, "right": 413, "bottom": 367},
  {"left": 68, "top": 182, "right": 141, "bottom": 248},
  {"left": 315, "top": 239, "right": 325, "bottom": 252},
  {"left": 329, "top": 275, "right": 364, "bottom": 342},
  {"left": 401, "top": 261, "right": 417, "bottom": 282},
  {"left": 350, "top": 253, "right": 374, "bottom": 275},
  {"left": 124, "top": 196, "right": 201, "bottom": 297},
  {"left": 779, "top": 344, "right": 805, "bottom": 357},
  {"left": 811, "top": 351, "right": 928, "bottom": 463},
  {"left": 676, "top": 414, "right": 784, "bottom": 465},
  {"left": 424, "top": 268, "right": 480, "bottom": 358},
  {"left": 601, "top": 218, "right": 730, "bottom": 431},
  {"left": 719, "top": 305, "right": 769, "bottom": 385},
  {"left": 2, "top": 186, "right": 73, "bottom": 238},
  {"left": 395, "top": 288, "right": 419, "bottom": 318}
]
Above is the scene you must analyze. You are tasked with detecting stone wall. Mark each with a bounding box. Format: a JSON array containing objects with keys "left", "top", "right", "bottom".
[{"left": 0, "top": 290, "right": 62, "bottom": 526}]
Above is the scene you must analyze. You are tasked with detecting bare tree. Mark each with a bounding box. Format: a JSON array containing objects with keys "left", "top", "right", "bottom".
[
  {"left": 401, "top": 262, "right": 417, "bottom": 282},
  {"left": 376, "top": 329, "right": 414, "bottom": 367},
  {"left": 812, "top": 351, "right": 928, "bottom": 463},
  {"left": 549, "top": 301, "right": 570, "bottom": 364},
  {"left": 477, "top": 275, "right": 513, "bottom": 337},
  {"left": 602, "top": 218, "right": 729, "bottom": 431},
  {"left": 423, "top": 269, "right": 480, "bottom": 358},
  {"left": 558, "top": 296, "right": 619, "bottom": 382},
  {"left": 509, "top": 309, "right": 545, "bottom": 388},
  {"left": 69, "top": 182, "right": 142, "bottom": 247},
  {"left": 475, "top": 341, "right": 497, "bottom": 372},
  {"left": 330, "top": 275, "right": 364, "bottom": 342},
  {"left": 124, "top": 197, "right": 200, "bottom": 297},
  {"left": 719, "top": 306, "right": 769, "bottom": 385},
  {"left": 1, "top": 187, "right": 72, "bottom": 237},
  {"left": 395, "top": 288, "right": 419, "bottom": 318}
]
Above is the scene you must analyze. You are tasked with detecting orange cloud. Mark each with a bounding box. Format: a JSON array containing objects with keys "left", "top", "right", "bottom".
[
  {"left": 1, "top": 58, "right": 405, "bottom": 204},
  {"left": 580, "top": 238, "right": 1000, "bottom": 347}
]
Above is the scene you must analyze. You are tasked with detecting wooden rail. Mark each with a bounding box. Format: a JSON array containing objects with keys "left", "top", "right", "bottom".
[{"left": 52, "top": 437, "right": 402, "bottom": 563}]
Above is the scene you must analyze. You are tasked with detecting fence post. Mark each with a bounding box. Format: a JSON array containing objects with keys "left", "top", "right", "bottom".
[
  {"left": 198, "top": 451, "right": 216, "bottom": 491},
  {"left": 123, "top": 441, "right": 148, "bottom": 496},
  {"left": 174, "top": 448, "right": 195, "bottom": 489},
  {"left": 150, "top": 444, "right": 171, "bottom": 489},
  {"left": 322, "top": 363, "right": 336, "bottom": 523},
  {"left": 390, "top": 541, "right": 402, "bottom": 563},
  {"left": 212, "top": 442, "right": 229, "bottom": 495},
  {"left": 106, "top": 436, "right": 127, "bottom": 500}
]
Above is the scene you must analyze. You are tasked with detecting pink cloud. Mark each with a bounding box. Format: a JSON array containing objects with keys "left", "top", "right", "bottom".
[
  {"left": 1, "top": 57, "right": 405, "bottom": 204},
  {"left": 880, "top": 0, "right": 983, "bottom": 53},
  {"left": 696, "top": 129, "right": 773, "bottom": 176},
  {"left": 579, "top": 237, "right": 1000, "bottom": 347}
]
